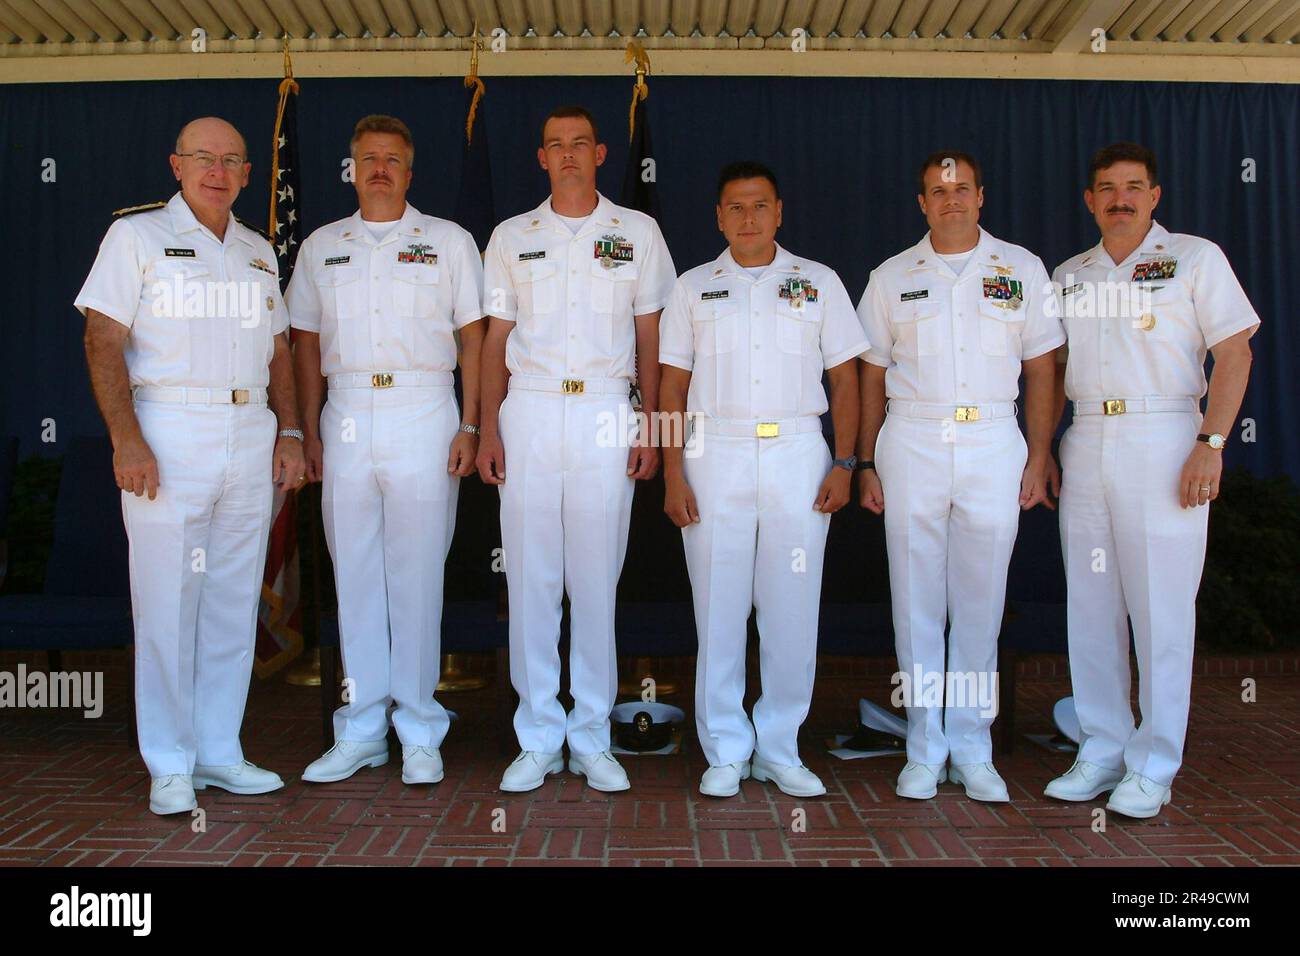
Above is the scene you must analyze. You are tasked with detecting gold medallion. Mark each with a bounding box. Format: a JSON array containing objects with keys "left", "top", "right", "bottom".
[{"left": 1137, "top": 313, "right": 1156, "bottom": 331}]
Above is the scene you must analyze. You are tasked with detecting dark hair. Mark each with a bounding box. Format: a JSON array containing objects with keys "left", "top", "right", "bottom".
[
  {"left": 717, "top": 161, "right": 781, "bottom": 202},
  {"left": 541, "top": 106, "right": 599, "bottom": 146},
  {"left": 1088, "top": 142, "right": 1159, "bottom": 189},
  {"left": 351, "top": 114, "right": 414, "bottom": 165},
  {"left": 916, "top": 150, "right": 982, "bottom": 194}
]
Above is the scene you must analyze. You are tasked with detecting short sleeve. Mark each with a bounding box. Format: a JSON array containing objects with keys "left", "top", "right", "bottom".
[
  {"left": 286, "top": 234, "right": 322, "bottom": 333},
  {"left": 450, "top": 227, "right": 485, "bottom": 329},
  {"left": 633, "top": 220, "right": 676, "bottom": 315},
  {"left": 481, "top": 225, "right": 517, "bottom": 323},
  {"left": 74, "top": 217, "right": 144, "bottom": 327},
  {"left": 856, "top": 269, "right": 894, "bottom": 368},
  {"left": 658, "top": 278, "right": 694, "bottom": 371},
  {"left": 1019, "top": 255, "right": 1067, "bottom": 360},
  {"left": 1193, "top": 242, "right": 1260, "bottom": 348},
  {"left": 267, "top": 268, "right": 290, "bottom": 336},
  {"left": 818, "top": 269, "right": 870, "bottom": 369}
]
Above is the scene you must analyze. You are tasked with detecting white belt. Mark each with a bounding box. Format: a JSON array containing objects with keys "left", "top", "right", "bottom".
[
  {"left": 508, "top": 375, "right": 630, "bottom": 396},
  {"left": 327, "top": 371, "right": 453, "bottom": 389},
  {"left": 693, "top": 415, "right": 823, "bottom": 439},
  {"left": 887, "top": 400, "right": 1017, "bottom": 422},
  {"left": 1073, "top": 397, "right": 1199, "bottom": 416},
  {"left": 133, "top": 386, "right": 267, "bottom": 405}
]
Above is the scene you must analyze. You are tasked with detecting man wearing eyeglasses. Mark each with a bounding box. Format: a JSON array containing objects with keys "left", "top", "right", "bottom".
[{"left": 76, "top": 117, "right": 305, "bottom": 816}]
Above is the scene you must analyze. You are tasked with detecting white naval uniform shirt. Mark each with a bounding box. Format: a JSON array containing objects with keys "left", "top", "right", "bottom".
[
  {"left": 659, "top": 245, "right": 869, "bottom": 419},
  {"left": 286, "top": 203, "right": 483, "bottom": 373},
  {"left": 481, "top": 192, "right": 676, "bottom": 380},
  {"left": 74, "top": 191, "right": 288, "bottom": 388},
  {"left": 858, "top": 227, "right": 1065, "bottom": 402},
  {"left": 1052, "top": 221, "right": 1260, "bottom": 401}
]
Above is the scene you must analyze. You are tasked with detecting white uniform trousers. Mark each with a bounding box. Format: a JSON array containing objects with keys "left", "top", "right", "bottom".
[
  {"left": 498, "top": 386, "right": 635, "bottom": 756},
  {"left": 876, "top": 413, "right": 1026, "bottom": 765},
  {"left": 122, "top": 401, "right": 276, "bottom": 777},
  {"left": 683, "top": 428, "right": 831, "bottom": 767},
  {"left": 320, "top": 385, "right": 459, "bottom": 747},
  {"left": 1059, "top": 409, "right": 1207, "bottom": 787}
]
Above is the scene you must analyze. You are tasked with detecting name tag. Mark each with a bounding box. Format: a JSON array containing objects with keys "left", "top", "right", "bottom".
[
  {"left": 324, "top": 255, "right": 350, "bottom": 266},
  {"left": 165, "top": 248, "right": 196, "bottom": 258},
  {"left": 900, "top": 289, "right": 928, "bottom": 302},
  {"left": 518, "top": 250, "right": 546, "bottom": 261},
  {"left": 701, "top": 290, "right": 729, "bottom": 301},
  {"left": 1062, "top": 283, "right": 1084, "bottom": 296}
]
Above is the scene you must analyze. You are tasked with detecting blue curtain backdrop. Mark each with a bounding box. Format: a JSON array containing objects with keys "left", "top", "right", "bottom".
[{"left": 2, "top": 75, "right": 1295, "bottom": 616}]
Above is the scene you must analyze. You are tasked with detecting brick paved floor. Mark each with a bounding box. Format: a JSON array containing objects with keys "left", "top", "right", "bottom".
[{"left": 1, "top": 650, "right": 1297, "bottom": 867}]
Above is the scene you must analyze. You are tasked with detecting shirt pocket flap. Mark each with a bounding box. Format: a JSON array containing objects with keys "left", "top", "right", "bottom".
[
  {"left": 393, "top": 262, "right": 440, "bottom": 285},
  {"left": 320, "top": 265, "right": 361, "bottom": 286}
]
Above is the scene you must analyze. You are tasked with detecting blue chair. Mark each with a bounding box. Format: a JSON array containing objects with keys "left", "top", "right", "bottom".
[{"left": 0, "top": 437, "right": 135, "bottom": 739}]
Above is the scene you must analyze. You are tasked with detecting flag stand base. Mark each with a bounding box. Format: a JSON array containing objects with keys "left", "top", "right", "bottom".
[
  {"left": 437, "top": 653, "right": 489, "bottom": 692},
  {"left": 284, "top": 647, "right": 322, "bottom": 687}
]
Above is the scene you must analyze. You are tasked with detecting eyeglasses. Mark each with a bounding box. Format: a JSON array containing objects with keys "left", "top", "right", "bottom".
[{"left": 176, "top": 151, "right": 246, "bottom": 170}]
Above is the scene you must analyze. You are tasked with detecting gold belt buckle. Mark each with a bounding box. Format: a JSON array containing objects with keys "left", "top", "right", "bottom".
[
  {"left": 562, "top": 378, "right": 585, "bottom": 395},
  {"left": 954, "top": 405, "right": 980, "bottom": 422},
  {"left": 372, "top": 373, "right": 394, "bottom": 388},
  {"left": 231, "top": 389, "right": 250, "bottom": 405},
  {"left": 756, "top": 422, "right": 780, "bottom": 438},
  {"left": 1103, "top": 399, "right": 1126, "bottom": 416}
]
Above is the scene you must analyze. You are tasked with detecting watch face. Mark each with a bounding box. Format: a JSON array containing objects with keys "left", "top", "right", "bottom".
[{"left": 1210, "top": 434, "right": 1225, "bottom": 450}]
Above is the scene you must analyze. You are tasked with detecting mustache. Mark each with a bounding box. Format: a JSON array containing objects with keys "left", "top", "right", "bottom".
[{"left": 1107, "top": 205, "right": 1136, "bottom": 214}]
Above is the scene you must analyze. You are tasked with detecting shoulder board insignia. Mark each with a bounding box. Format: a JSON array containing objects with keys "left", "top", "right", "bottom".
[
  {"left": 235, "top": 216, "right": 271, "bottom": 242},
  {"left": 112, "top": 201, "right": 167, "bottom": 218}
]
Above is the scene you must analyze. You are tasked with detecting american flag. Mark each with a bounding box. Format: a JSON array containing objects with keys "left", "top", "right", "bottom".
[{"left": 254, "top": 71, "right": 304, "bottom": 678}]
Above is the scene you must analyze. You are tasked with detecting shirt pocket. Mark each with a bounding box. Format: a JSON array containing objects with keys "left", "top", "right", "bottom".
[
  {"left": 695, "top": 300, "right": 740, "bottom": 357},
  {"left": 590, "top": 258, "right": 640, "bottom": 315},
  {"left": 393, "top": 262, "right": 440, "bottom": 318},
  {"left": 318, "top": 265, "right": 363, "bottom": 321},
  {"left": 1134, "top": 282, "right": 1188, "bottom": 341},
  {"left": 894, "top": 304, "right": 941, "bottom": 357},
  {"left": 777, "top": 298, "right": 821, "bottom": 355},
  {"left": 508, "top": 258, "right": 559, "bottom": 317},
  {"left": 978, "top": 299, "right": 1025, "bottom": 357},
  {"left": 146, "top": 259, "right": 211, "bottom": 320}
]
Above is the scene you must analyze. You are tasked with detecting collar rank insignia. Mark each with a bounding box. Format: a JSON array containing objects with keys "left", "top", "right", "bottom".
[
  {"left": 983, "top": 275, "right": 1024, "bottom": 309},
  {"left": 778, "top": 277, "right": 819, "bottom": 308},
  {"left": 900, "top": 289, "right": 929, "bottom": 302},
  {"left": 398, "top": 243, "right": 436, "bottom": 265},
  {"left": 594, "top": 235, "right": 634, "bottom": 269},
  {"left": 249, "top": 257, "right": 275, "bottom": 275},
  {"left": 1132, "top": 257, "right": 1177, "bottom": 282},
  {"left": 701, "top": 290, "right": 729, "bottom": 301}
]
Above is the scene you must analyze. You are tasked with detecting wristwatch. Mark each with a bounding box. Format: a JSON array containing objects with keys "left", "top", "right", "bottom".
[
  {"left": 832, "top": 455, "right": 858, "bottom": 472},
  {"left": 1197, "top": 433, "right": 1226, "bottom": 451},
  {"left": 855, "top": 459, "right": 876, "bottom": 472},
  {"left": 459, "top": 423, "right": 481, "bottom": 436},
  {"left": 278, "top": 428, "right": 304, "bottom": 442}
]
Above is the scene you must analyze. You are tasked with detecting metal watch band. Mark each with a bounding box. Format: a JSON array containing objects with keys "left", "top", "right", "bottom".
[
  {"left": 459, "top": 423, "right": 481, "bottom": 436},
  {"left": 278, "top": 428, "right": 304, "bottom": 442},
  {"left": 833, "top": 455, "right": 858, "bottom": 472}
]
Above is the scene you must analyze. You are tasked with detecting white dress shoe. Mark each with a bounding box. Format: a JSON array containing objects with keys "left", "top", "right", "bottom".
[
  {"left": 149, "top": 774, "right": 197, "bottom": 815},
  {"left": 301, "top": 739, "right": 389, "bottom": 783},
  {"left": 896, "top": 761, "right": 947, "bottom": 799},
  {"left": 949, "top": 762, "right": 1011, "bottom": 802},
  {"left": 401, "top": 746, "right": 444, "bottom": 785},
  {"left": 700, "top": 761, "right": 750, "bottom": 798},
  {"left": 1105, "top": 771, "right": 1172, "bottom": 819},
  {"left": 1044, "top": 760, "right": 1125, "bottom": 802},
  {"left": 499, "top": 750, "right": 564, "bottom": 792},
  {"left": 750, "top": 755, "right": 826, "bottom": 797},
  {"left": 568, "top": 751, "right": 631, "bottom": 792},
  {"left": 193, "top": 760, "right": 285, "bottom": 795}
]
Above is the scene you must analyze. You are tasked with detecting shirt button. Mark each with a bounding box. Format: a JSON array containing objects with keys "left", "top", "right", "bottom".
[
  {"left": 753, "top": 344, "right": 760, "bottom": 350},
  {"left": 753, "top": 378, "right": 761, "bottom": 384},
  {"left": 959, "top": 346, "right": 966, "bottom": 352}
]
